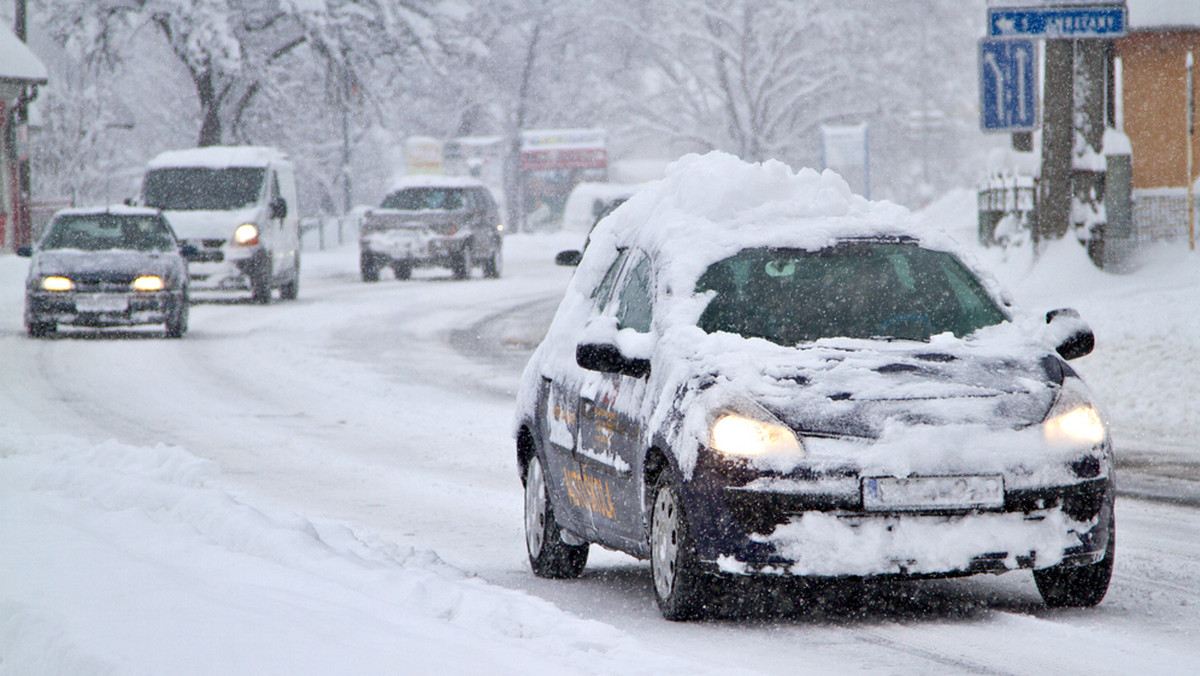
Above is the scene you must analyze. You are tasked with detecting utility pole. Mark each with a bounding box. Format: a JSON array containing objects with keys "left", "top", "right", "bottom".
[
  {"left": 14, "top": 0, "right": 32, "bottom": 247},
  {"left": 1188, "top": 51, "right": 1195, "bottom": 251},
  {"left": 1037, "top": 38, "right": 1074, "bottom": 245}
]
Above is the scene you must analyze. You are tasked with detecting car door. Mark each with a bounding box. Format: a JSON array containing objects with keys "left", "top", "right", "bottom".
[
  {"left": 539, "top": 249, "right": 631, "bottom": 540},
  {"left": 575, "top": 251, "right": 654, "bottom": 546}
]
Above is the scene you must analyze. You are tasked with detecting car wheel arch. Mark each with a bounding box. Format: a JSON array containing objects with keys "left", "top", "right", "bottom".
[{"left": 517, "top": 424, "right": 538, "bottom": 486}]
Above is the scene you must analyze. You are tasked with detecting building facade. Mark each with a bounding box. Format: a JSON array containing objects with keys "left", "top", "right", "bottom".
[{"left": 1, "top": 23, "right": 48, "bottom": 252}]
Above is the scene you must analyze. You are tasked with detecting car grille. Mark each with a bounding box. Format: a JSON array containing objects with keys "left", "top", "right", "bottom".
[{"left": 67, "top": 274, "right": 140, "bottom": 293}]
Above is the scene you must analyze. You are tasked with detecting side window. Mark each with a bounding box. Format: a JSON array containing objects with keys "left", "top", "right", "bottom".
[
  {"left": 591, "top": 249, "right": 629, "bottom": 307},
  {"left": 615, "top": 255, "right": 653, "bottom": 333}
]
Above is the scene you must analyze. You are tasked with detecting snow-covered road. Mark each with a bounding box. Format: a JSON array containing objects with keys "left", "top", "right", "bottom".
[{"left": 2, "top": 230, "right": 1199, "bottom": 674}]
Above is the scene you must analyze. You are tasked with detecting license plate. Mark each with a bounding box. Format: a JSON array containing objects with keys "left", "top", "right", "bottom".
[
  {"left": 76, "top": 294, "right": 128, "bottom": 313},
  {"left": 862, "top": 475, "right": 1004, "bottom": 511}
]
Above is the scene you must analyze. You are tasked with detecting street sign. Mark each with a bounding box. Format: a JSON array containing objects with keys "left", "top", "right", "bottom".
[
  {"left": 987, "top": 5, "right": 1126, "bottom": 40},
  {"left": 980, "top": 38, "right": 1038, "bottom": 132}
]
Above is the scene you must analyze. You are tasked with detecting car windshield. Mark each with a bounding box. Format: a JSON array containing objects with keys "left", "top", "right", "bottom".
[
  {"left": 143, "top": 167, "right": 266, "bottom": 211},
  {"left": 381, "top": 188, "right": 466, "bottom": 211},
  {"left": 696, "top": 242, "right": 1007, "bottom": 343},
  {"left": 41, "top": 214, "right": 177, "bottom": 252}
]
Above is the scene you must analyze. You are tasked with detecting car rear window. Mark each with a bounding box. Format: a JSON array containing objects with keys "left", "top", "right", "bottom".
[{"left": 696, "top": 243, "right": 1007, "bottom": 343}]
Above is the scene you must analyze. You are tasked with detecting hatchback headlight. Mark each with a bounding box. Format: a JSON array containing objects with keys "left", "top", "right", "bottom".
[
  {"left": 131, "top": 276, "right": 165, "bottom": 291},
  {"left": 42, "top": 276, "right": 74, "bottom": 291},
  {"left": 709, "top": 409, "right": 803, "bottom": 458},
  {"left": 232, "top": 223, "right": 259, "bottom": 246},
  {"left": 1043, "top": 378, "right": 1106, "bottom": 446}
]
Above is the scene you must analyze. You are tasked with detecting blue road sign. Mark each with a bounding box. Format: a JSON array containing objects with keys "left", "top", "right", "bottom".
[
  {"left": 980, "top": 38, "right": 1038, "bottom": 132},
  {"left": 988, "top": 5, "right": 1126, "bottom": 40}
]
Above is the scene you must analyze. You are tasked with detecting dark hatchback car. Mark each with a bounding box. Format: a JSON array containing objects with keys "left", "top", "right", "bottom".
[
  {"left": 359, "top": 176, "right": 503, "bottom": 281},
  {"left": 514, "top": 155, "right": 1114, "bottom": 620},
  {"left": 19, "top": 206, "right": 191, "bottom": 338}
]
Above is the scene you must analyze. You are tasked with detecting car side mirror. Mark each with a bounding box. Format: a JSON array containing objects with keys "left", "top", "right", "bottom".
[
  {"left": 576, "top": 341, "right": 651, "bottom": 378},
  {"left": 179, "top": 243, "right": 200, "bottom": 260},
  {"left": 270, "top": 197, "right": 288, "bottom": 219},
  {"left": 1046, "top": 308, "right": 1094, "bottom": 360},
  {"left": 555, "top": 250, "right": 582, "bottom": 267},
  {"left": 16, "top": 245, "right": 33, "bottom": 258}
]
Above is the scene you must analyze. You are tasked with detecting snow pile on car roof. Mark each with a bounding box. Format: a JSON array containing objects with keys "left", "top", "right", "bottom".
[
  {"left": 580, "top": 152, "right": 955, "bottom": 295},
  {"left": 385, "top": 174, "right": 488, "bottom": 193}
]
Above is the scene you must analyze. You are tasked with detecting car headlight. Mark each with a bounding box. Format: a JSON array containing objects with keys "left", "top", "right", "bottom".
[
  {"left": 1043, "top": 378, "right": 1106, "bottom": 446},
  {"left": 131, "top": 275, "right": 165, "bottom": 292},
  {"left": 41, "top": 276, "right": 74, "bottom": 291},
  {"left": 709, "top": 410, "right": 803, "bottom": 458},
  {"left": 232, "top": 223, "right": 259, "bottom": 246}
]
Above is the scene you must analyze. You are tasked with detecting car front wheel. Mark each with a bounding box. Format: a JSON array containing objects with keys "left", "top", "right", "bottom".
[
  {"left": 360, "top": 252, "right": 381, "bottom": 282},
  {"left": 524, "top": 457, "right": 588, "bottom": 579},
  {"left": 651, "top": 473, "right": 717, "bottom": 620},
  {"left": 26, "top": 317, "right": 56, "bottom": 338},
  {"left": 482, "top": 245, "right": 502, "bottom": 279},
  {"left": 165, "top": 296, "right": 189, "bottom": 338},
  {"left": 1034, "top": 517, "right": 1115, "bottom": 607}
]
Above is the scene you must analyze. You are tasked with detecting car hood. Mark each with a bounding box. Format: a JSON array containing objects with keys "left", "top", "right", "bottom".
[
  {"left": 32, "top": 250, "right": 184, "bottom": 280},
  {"left": 678, "top": 329, "right": 1061, "bottom": 440},
  {"left": 161, "top": 207, "right": 259, "bottom": 240}
]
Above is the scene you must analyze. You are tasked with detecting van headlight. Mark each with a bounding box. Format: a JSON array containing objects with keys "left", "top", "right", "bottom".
[
  {"left": 709, "top": 406, "right": 803, "bottom": 458},
  {"left": 1043, "top": 379, "right": 1106, "bottom": 446},
  {"left": 232, "top": 223, "right": 259, "bottom": 246}
]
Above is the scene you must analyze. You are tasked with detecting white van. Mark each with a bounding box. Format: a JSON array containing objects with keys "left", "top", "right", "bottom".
[{"left": 141, "top": 146, "right": 301, "bottom": 303}]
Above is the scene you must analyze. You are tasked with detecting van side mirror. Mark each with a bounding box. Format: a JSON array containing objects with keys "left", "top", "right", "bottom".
[
  {"left": 270, "top": 197, "right": 288, "bottom": 219},
  {"left": 17, "top": 245, "right": 33, "bottom": 257},
  {"left": 1046, "top": 308, "right": 1094, "bottom": 360}
]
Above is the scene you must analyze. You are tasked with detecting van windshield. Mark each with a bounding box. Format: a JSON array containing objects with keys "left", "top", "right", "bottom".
[{"left": 143, "top": 167, "right": 266, "bottom": 211}]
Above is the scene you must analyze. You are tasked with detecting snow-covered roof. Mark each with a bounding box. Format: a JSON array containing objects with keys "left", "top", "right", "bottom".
[
  {"left": 51, "top": 204, "right": 163, "bottom": 218},
  {"left": 579, "top": 152, "right": 940, "bottom": 299},
  {"left": 1127, "top": 0, "right": 1200, "bottom": 30},
  {"left": 146, "top": 146, "right": 290, "bottom": 170},
  {"left": 385, "top": 174, "right": 487, "bottom": 193},
  {"left": 0, "top": 24, "right": 48, "bottom": 83}
]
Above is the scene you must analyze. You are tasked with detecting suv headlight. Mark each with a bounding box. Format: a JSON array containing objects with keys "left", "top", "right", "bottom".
[
  {"left": 232, "top": 223, "right": 259, "bottom": 246},
  {"left": 1043, "top": 378, "right": 1106, "bottom": 446},
  {"left": 709, "top": 404, "right": 803, "bottom": 458},
  {"left": 131, "top": 276, "right": 165, "bottom": 291}
]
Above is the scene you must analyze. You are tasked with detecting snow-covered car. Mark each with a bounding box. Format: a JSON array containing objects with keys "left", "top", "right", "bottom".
[
  {"left": 359, "top": 176, "right": 503, "bottom": 281},
  {"left": 514, "top": 153, "right": 1114, "bottom": 620},
  {"left": 18, "top": 206, "right": 191, "bottom": 338}
]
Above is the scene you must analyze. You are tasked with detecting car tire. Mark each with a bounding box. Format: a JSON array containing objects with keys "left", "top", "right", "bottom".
[
  {"left": 452, "top": 246, "right": 471, "bottom": 280},
  {"left": 279, "top": 256, "right": 299, "bottom": 300},
  {"left": 392, "top": 261, "right": 412, "bottom": 280},
  {"left": 525, "top": 457, "right": 588, "bottom": 579},
  {"left": 1034, "top": 515, "right": 1115, "bottom": 608},
  {"left": 482, "top": 244, "right": 502, "bottom": 279},
  {"left": 251, "top": 259, "right": 272, "bottom": 304},
  {"left": 165, "top": 296, "right": 189, "bottom": 338},
  {"left": 361, "top": 252, "right": 381, "bottom": 282},
  {"left": 651, "top": 472, "right": 716, "bottom": 620},
  {"left": 26, "top": 318, "right": 56, "bottom": 338}
]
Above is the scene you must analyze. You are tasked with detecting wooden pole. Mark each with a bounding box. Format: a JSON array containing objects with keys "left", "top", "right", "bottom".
[{"left": 1187, "top": 51, "right": 1195, "bottom": 251}]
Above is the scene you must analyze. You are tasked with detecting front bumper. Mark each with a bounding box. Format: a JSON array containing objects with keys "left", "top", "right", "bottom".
[
  {"left": 26, "top": 290, "right": 184, "bottom": 327},
  {"left": 361, "top": 230, "right": 467, "bottom": 267},
  {"left": 682, "top": 450, "right": 1114, "bottom": 579},
  {"left": 180, "top": 240, "right": 261, "bottom": 291}
]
